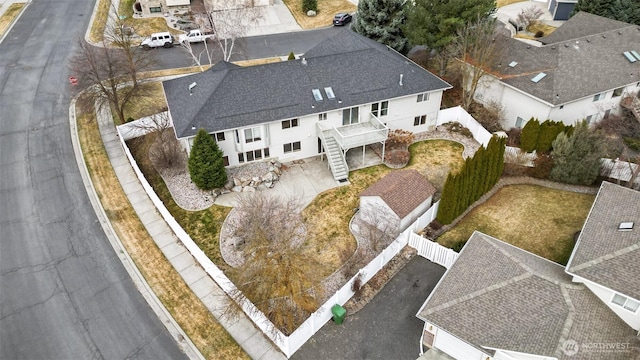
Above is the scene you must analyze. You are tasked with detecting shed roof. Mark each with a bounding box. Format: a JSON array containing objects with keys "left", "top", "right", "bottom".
[
  {"left": 360, "top": 169, "right": 436, "bottom": 219},
  {"left": 417, "top": 232, "right": 640, "bottom": 359},
  {"left": 163, "top": 29, "right": 451, "bottom": 138}
]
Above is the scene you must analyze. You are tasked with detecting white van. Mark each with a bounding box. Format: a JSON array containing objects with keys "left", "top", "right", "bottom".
[{"left": 140, "top": 32, "right": 174, "bottom": 49}]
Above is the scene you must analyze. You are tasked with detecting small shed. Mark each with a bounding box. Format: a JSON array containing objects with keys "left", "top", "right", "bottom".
[{"left": 360, "top": 170, "right": 436, "bottom": 232}]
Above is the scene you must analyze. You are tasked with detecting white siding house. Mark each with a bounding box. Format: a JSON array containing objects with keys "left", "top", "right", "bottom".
[
  {"left": 164, "top": 30, "right": 451, "bottom": 181},
  {"left": 565, "top": 182, "right": 640, "bottom": 331},
  {"left": 471, "top": 12, "right": 640, "bottom": 129}
]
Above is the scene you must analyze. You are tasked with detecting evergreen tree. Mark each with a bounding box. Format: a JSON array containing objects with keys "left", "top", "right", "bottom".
[
  {"left": 520, "top": 118, "right": 539, "bottom": 153},
  {"left": 352, "top": 0, "right": 410, "bottom": 54},
  {"left": 536, "top": 120, "right": 566, "bottom": 154},
  {"left": 571, "top": 0, "right": 640, "bottom": 25},
  {"left": 188, "top": 129, "right": 227, "bottom": 190},
  {"left": 403, "top": 0, "right": 495, "bottom": 75},
  {"left": 549, "top": 121, "right": 606, "bottom": 185},
  {"left": 287, "top": 51, "right": 295, "bottom": 60}
]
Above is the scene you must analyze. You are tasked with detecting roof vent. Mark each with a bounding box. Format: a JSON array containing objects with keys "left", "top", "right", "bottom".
[
  {"left": 301, "top": 57, "right": 307, "bottom": 65},
  {"left": 189, "top": 82, "right": 197, "bottom": 96},
  {"left": 509, "top": 61, "right": 518, "bottom": 67},
  {"left": 531, "top": 73, "right": 547, "bottom": 83},
  {"left": 399, "top": 74, "right": 403, "bottom": 86},
  {"left": 619, "top": 222, "right": 634, "bottom": 231}
]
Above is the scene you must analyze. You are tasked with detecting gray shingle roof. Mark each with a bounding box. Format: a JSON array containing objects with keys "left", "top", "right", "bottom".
[
  {"left": 539, "top": 12, "right": 630, "bottom": 45},
  {"left": 360, "top": 169, "right": 436, "bottom": 219},
  {"left": 418, "top": 232, "right": 640, "bottom": 359},
  {"left": 566, "top": 182, "right": 640, "bottom": 300},
  {"left": 163, "top": 29, "right": 451, "bottom": 139},
  {"left": 487, "top": 12, "right": 640, "bottom": 105}
]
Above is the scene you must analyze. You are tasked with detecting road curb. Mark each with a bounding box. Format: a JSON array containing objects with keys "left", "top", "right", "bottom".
[{"left": 68, "top": 93, "right": 204, "bottom": 360}]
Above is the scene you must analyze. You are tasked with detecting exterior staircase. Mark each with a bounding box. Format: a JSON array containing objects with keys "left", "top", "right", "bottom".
[
  {"left": 621, "top": 95, "right": 640, "bottom": 122},
  {"left": 321, "top": 132, "right": 349, "bottom": 181}
]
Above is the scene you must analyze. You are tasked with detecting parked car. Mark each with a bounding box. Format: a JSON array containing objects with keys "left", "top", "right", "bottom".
[{"left": 333, "top": 13, "right": 352, "bottom": 26}]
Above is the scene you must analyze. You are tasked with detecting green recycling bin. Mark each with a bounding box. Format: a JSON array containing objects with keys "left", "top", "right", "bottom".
[{"left": 331, "top": 304, "right": 346, "bottom": 325}]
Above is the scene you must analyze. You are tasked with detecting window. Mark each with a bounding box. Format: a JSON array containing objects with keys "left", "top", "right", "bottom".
[
  {"left": 283, "top": 141, "right": 301, "bottom": 153},
  {"left": 149, "top": 6, "right": 162, "bottom": 13},
  {"left": 244, "top": 127, "right": 261, "bottom": 143},
  {"left": 215, "top": 132, "right": 225, "bottom": 142},
  {"left": 235, "top": 130, "right": 240, "bottom": 144},
  {"left": 342, "top": 107, "right": 359, "bottom": 125},
  {"left": 515, "top": 117, "right": 524, "bottom": 128},
  {"left": 417, "top": 93, "right": 429, "bottom": 102},
  {"left": 282, "top": 119, "right": 299, "bottom": 129},
  {"left": 222, "top": 156, "right": 229, "bottom": 166},
  {"left": 317, "top": 138, "right": 324, "bottom": 153},
  {"left": 593, "top": 93, "right": 603, "bottom": 101},
  {"left": 612, "top": 294, "right": 640, "bottom": 312},
  {"left": 371, "top": 101, "right": 389, "bottom": 117},
  {"left": 240, "top": 148, "right": 269, "bottom": 163},
  {"left": 318, "top": 113, "right": 327, "bottom": 121},
  {"left": 586, "top": 115, "right": 593, "bottom": 124},
  {"left": 613, "top": 87, "right": 624, "bottom": 97},
  {"left": 414, "top": 115, "right": 427, "bottom": 126}
]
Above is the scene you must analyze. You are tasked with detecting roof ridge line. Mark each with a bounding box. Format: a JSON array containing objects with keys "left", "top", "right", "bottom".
[
  {"left": 555, "top": 285, "right": 576, "bottom": 358},
  {"left": 569, "top": 243, "right": 640, "bottom": 272}
]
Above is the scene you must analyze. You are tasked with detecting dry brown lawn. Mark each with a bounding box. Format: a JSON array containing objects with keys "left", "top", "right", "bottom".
[
  {"left": 283, "top": 0, "right": 356, "bottom": 29},
  {"left": 302, "top": 140, "right": 465, "bottom": 276},
  {"left": 437, "top": 184, "right": 595, "bottom": 264},
  {"left": 0, "top": 3, "right": 24, "bottom": 37},
  {"left": 76, "top": 95, "right": 248, "bottom": 359},
  {"left": 89, "top": 0, "right": 110, "bottom": 43}
]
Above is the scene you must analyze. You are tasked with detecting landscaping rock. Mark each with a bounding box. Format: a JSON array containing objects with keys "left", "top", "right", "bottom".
[
  {"left": 232, "top": 185, "right": 243, "bottom": 192},
  {"left": 307, "top": 10, "right": 316, "bottom": 17}
]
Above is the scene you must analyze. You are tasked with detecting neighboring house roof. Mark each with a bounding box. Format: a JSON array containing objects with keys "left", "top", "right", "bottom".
[
  {"left": 360, "top": 169, "right": 435, "bottom": 219},
  {"left": 417, "top": 232, "right": 640, "bottom": 359},
  {"left": 486, "top": 12, "right": 640, "bottom": 105},
  {"left": 163, "top": 29, "right": 451, "bottom": 139},
  {"left": 539, "top": 11, "right": 630, "bottom": 45},
  {"left": 566, "top": 182, "right": 640, "bottom": 300}
]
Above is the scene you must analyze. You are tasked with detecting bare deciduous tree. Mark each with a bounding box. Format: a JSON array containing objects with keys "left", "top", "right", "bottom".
[
  {"left": 130, "top": 113, "right": 185, "bottom": 172},
  {"left": 70, "top": 15, "right": 155, "bottom": 123},
  {"left": 226, "top": 192, "right": 323, "bottom": 335},
  {"left": 200, "top": 0, "right": 265, "bottom": 61},
  {"left": 450, "top": 16, "right": 500, "bottom": 110},
  {"left": 179, "top": 39, "right": 215, "bottom": 71},
  {"left": 516, "top": 6, "right": 545, "bottom": 30},
  {"left": 358, "top": 204, "right": 400, "bottom": 252}
]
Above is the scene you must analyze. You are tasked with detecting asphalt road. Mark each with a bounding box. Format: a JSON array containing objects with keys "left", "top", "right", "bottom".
[
  {"left": 152, "top": 25, "right": 344, "bottom": 69},
  {"left": 0, "top": 2, "right": 186, "bottom": 359}
]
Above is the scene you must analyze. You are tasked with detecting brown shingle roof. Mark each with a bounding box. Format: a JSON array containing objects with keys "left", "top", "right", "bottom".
[
  {"left": 360, "top": 169, "right": 436, "bottom": 219},
  {"left": 566, "top": 182, "right": 640, "bottom": 300},
  {"left": 418, "top": 232, "right": 640, "bottom": 359}
]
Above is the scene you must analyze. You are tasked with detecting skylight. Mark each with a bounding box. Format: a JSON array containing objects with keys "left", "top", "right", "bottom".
[
  {"left": 618, "top": 222, "right": 634, "bottom": 231},
  {"left": 623, "top": 51, "right": 637, "bottom": 63},
  {"left": 508, "top": 61, "right": 518, "bottom": 67},
  {"left": 632, "top": 50, "right": 640, "bottom": 61},
  {"left": 531, "top": 73, "right": 547, "bottom": 83},
  {"left": 324, "top": 87, "right": 335, "bottom": 99},
  {"left": 312, "top": 89, "right": 323, "bottom": 101}
]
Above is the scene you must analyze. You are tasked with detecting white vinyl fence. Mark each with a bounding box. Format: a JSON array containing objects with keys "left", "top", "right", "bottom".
[
  {"left": 437, "top": 106, "right": 493, "bottom": 147},
  {"left": 408, "top": 233, "right": 458, "bottom": 269},
  {"left": 115, "top": 109, "right": 485, "bottom": 357}
]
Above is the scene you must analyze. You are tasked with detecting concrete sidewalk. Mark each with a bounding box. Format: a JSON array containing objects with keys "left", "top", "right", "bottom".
[{"left": 93, "top": 106, "right": 287, "bottom": 360}]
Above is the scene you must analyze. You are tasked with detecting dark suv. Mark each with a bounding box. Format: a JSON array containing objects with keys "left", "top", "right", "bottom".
[{"left": 333, "top": 13, "right": 352, "bottom": 26}]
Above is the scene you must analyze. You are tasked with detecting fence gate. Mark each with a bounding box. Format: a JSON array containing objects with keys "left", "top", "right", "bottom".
[{"left": 408, "top": 232, "right": 458, "bottom": 269}]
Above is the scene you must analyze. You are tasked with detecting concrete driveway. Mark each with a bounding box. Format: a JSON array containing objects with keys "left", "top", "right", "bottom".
[{"left": 292, "top": 257, "right": 446, "bottom": 360}]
